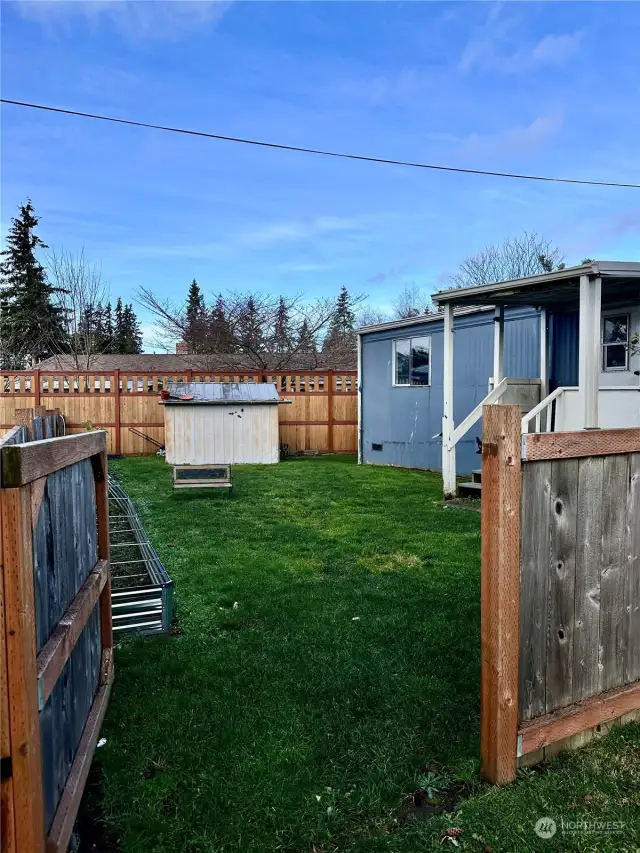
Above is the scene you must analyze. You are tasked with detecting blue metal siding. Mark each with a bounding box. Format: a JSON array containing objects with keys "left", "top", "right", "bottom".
[
  {"left": 550, "top": 312, "right": 579, "bottom": 389},
  {"left": 361, "top": 307, "right": 540, "bottom": 474}
]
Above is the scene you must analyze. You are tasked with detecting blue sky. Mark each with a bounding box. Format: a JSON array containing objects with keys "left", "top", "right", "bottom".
[{"left": 2, "top": 1, "right": 640, "bottom": 349}]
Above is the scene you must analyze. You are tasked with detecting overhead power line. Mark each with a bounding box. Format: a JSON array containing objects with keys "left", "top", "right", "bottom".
[{"left": 2, "top": 97, "right": 639, "bottom": 190}]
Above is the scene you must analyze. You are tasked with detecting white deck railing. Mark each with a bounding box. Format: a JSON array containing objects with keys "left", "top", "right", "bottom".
[
  {"left": 521, "top": 385, "right": 640, "bottom": 434},
  {"left": 446, "top": 378, "right": 509, "bottom": 450},
  {"left": 520, "top": 386, "right": 568, "bottom": 434}
]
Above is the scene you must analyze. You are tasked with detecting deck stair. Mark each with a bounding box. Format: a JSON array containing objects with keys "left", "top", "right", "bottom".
[{"left": 458, "top": 469, "right": 482, "bottom": 499}]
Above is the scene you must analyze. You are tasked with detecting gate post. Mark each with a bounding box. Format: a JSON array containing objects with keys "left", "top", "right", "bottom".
[
  {"left": 0, "top": 485, "right": 45, "bottom": 852},
  {"left": 480, "top": 404, "right": 522, "bottom": 784}
]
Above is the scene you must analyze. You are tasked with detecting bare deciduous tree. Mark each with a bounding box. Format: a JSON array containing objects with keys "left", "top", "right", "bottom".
[
  {"left": 47, "top": 249, "right": 109, "bottom": 370},
  {"left": 392, "top": 283, "right": 434, "bottom": 319},
  {"left": 137, "top": 286, "right": 365, "bottom": 370},
  {"left": 356, "top": 306, "right": 391, "bottom": 328},
  {"left": 448, "top": 232, "right": 564, "bottom": 289}
]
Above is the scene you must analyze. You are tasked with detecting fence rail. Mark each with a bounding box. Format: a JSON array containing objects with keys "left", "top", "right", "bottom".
[
  {"left": 0, "top": 430, "right": 112, "bottom": 853},
  {"left": 480, "top": 406, "right": 640, "bottom": 784},
  {"left": 0, "top": 369, "right": 358, "bottom": 456}
]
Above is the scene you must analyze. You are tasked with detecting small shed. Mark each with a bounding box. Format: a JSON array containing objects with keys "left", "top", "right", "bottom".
[{"left": 162, "top": 382, "right": 281, "bottom": 465}]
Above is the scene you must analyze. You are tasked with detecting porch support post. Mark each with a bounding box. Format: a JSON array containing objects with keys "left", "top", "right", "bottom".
[
  {"left": 493, "top": 305, "right": 505, "bottom": 385},
  {"left": 442, "top": 304, "right": 456, "bottom": 499},
  {"left": 578, "top": 274, "right": 601, "bottom": 429},
  {"left": 539, "top": 308, "right": 549, "bottom": 400}
]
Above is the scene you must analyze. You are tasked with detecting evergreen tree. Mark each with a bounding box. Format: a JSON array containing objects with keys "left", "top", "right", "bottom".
[
  {"left": 209, "top": 294, "right": 232, "bottom": 351},
  {"left": 113, "top": 297, "right": 125, "bottom": 353},
  {"left": 274, "top": 296, "right": 291, "bottom": 352},
  {"left": 236, "top": 295, "right": 263, "bottom": 354},
  {"left": 101, "top": 301, "right": 114, "bottom": 353},
  {"left": 112, "top": 298, "right": 142, "bottom": 353},
  {"left": 185, "top": 278, "right": 206, "bottom": 352},
  {"left": 296, "top": 319, "right": 317, "bottom": 353},
  {"left": 121, "top": 304, "right": 143, "bottom": 354},
  {"left": 322, "top": 286, "right": 356, "bottom": 352},
  {"left": 0, "top": 200, "right": 67, "bottom": 366}
]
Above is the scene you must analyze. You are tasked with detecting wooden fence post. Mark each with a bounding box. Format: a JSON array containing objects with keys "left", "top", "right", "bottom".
[
  {"left": 480, "top": 404, "right": 522, "bottom": 784},
  {"left": 327, "top": 371, "right": 334, "bottom": 453},
  {"left": 114, "top": 370, "right": 121, "bottom": 456},
  {"left": 0, "top": 486, "right": 45, "bottom": 852}
]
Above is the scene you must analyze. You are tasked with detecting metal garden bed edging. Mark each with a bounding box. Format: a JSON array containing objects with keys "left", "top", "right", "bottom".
[{"left": 108, "top": 478, "right": 174, "bottom": 636}]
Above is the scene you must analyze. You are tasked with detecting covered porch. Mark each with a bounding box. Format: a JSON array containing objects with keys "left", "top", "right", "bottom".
[{"left": 432, "top": 261, "right": 640, "bottom": 498}]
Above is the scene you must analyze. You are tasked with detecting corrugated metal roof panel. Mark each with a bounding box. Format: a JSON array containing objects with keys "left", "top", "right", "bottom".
[{"left": 163, "top": 381, "right": 281, "bottom": 404}]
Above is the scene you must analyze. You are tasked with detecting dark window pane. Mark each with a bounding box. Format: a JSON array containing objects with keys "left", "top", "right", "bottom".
[
  {"left": 604, "top": 344, "right": 627, "bottom": 369},
  {"left": 411, "top": 336, "right": 430, "bottom": 385},
  {"left": 394, "top": 339, "right": 410, "bottom": 384},
  {"left": 603, "top": 316, "right": 628, "bottom": 343}
]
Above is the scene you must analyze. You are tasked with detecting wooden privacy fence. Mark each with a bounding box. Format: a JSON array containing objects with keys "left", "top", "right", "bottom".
[
  {"left": 481, "top": 405, "right": 640, "bottom": 784},
  {"left": 0, "top": 429, "right": 113, "bottom": 853},
  {"left": 0, "top": 369, "right": 358, "bottom": 456}
]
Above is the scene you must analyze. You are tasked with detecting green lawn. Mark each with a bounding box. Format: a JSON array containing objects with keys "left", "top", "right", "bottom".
[{"left": 99, "top": 456, "right": 640, "bottom": 853}]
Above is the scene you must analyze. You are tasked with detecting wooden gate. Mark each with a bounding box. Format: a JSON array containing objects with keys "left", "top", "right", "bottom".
[
  {"left": 0, "top": 430, "right": 113, "bottom": 853},
  {"left": 480, "top": 405, "right": 640, "bottom": 783}
]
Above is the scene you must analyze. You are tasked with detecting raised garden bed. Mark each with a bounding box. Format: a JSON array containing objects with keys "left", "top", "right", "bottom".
[{"left": 108, "top": 478, "right": 173, "bottom": 636}]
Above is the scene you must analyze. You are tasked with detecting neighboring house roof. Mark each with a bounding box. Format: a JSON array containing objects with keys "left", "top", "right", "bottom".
[
  {"left": 432, "top": 261, "right": 640, "bottom": 308},
  {"left": 36, "top": 352, "right": 357, "bottom": 372},
  {"left": 163, "top": 381, "right": 282, "bottom": 405}
]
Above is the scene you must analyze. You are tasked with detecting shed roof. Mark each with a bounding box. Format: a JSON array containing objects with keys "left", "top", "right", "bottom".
[{"left": 162, "top": 381, "right": 282, "bottom": 405}]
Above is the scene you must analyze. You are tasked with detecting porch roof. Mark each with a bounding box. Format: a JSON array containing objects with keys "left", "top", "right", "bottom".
[{"left": 432, "top": 261, "right": 640, "bottom": 310}]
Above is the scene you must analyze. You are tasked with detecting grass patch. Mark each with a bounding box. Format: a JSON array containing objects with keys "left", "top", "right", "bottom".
[{"left": 98, "top": 456, "right": 640, "bottom": 852}]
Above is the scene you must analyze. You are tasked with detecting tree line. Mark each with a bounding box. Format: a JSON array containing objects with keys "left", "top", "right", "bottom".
[
  {"left": 138, "top": 279, "right": 363, "bottom": 370},
  {"left": 0, "top": 200, "right": 143, "bottom": 369}
]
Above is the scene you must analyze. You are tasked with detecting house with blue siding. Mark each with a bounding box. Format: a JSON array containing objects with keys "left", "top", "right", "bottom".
[
  {"left": 357, "top": 261, "right": 640, "bottom": 496},
  {"left": 358, "top": 306, "right": 541, "bottom": 476}
]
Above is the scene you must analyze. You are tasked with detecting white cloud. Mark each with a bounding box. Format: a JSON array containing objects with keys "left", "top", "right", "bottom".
[
  {"left": 16, "top": 0, "right": 232, "bottom": 42},
  {"left": 531, "top": 32, "right": 583, "bottom": 64},
  {"left": 235, "top": 216, "right": 367, "bottom": 248},
  {"left": 459, "top": 111, "right": 564, "bottom": 159},
  {"left": 460, "top": 29, "right": 583, "bottom": 74}
]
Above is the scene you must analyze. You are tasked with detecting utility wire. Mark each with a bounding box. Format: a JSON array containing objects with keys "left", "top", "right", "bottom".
[{"left": 2, "top": 97, "right": 639, "bottom": 190}]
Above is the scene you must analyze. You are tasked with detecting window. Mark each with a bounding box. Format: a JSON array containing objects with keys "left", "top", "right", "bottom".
[
  {"left": 602, "top": 314, "right": 629, "bottom": 371},
  {"left": 393, "top": 335, "right": 431, "bottom": 386}
]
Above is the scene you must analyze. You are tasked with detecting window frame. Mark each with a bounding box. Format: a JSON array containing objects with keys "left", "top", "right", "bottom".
[
  {"left": 392, "top": 334, "right": 432, "bottom": 387},
  {"left": 602, "top": 312, "right": 630, "bottom": 373}
]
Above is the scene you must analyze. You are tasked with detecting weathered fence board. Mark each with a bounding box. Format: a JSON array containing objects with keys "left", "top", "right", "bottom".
[
  {"left": 518, "top": 461, "right": 551, "bottom": 721},
  {"left": 1, "top": 370, "right": 358, "bottom": 455},
  {"left": 0, "top": 431, "right": 112, "bottom": 853},
  {"left": 573, "top": 456, "right": 603, "bottom": 702},
  {"left": 626, "top": 454, "right": 640, "bottom": 683},
  {"left": 600, "top": 455, "right": 628, "bottom": 692},
  {"left": 546, "top": 459, "right": 578, "bottom": 713}
]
